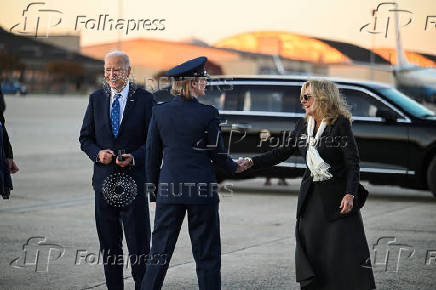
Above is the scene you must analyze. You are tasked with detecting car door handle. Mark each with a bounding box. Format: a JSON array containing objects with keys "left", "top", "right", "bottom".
[
  {"left": 231, "top": 123, "right": 252, "bottom": 129},
  {"left": 220, "top": 121, "right": 252, "bottom": 129}
]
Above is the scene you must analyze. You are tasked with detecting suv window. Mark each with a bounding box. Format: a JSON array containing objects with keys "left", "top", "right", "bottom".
[
  {"left": 202, "top": 85, "right": 241, "bottom": 110},
  {"left": 237, "top": 85, "right": 303, "bottom": 113},
  {"left": 340, "top": 88, "right": 399, "bottom": 118}
]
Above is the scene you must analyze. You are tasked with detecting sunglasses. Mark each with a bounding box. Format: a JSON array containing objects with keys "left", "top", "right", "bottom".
[{"left": 300, "top": 94, "right": 313, "bottom": 101}]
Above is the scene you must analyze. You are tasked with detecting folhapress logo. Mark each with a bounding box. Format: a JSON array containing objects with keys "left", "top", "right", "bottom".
[
  {"left": 10, "top": 2, "right": 63, "bottom": 37},
  {"left": 9, "top": 236, "right": 65, "bottom": 272},
  {"left": 10, "top": 2, "right": 166, "bottom": 38}
]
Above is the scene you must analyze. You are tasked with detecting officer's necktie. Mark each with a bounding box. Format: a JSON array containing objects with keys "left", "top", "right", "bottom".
[{"left": 111, "top": 94, "right": 121, "bottom": 136}]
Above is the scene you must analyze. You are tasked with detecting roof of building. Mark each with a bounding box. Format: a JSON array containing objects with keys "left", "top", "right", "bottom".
[
  {"left": 314, "top": 37, "right": 390, "bottom": 65},
  {"left": 372, "top": 48, "right": 436, "bottom": 67},
  {"left": 214, "top": 31, "right": 350, "bottom": 64},
  {"left": 82, "top": 38, "right": 240, "bottom": 72},
  {"left": 0, "top": 26, "right": 102, "bottom": 65}
]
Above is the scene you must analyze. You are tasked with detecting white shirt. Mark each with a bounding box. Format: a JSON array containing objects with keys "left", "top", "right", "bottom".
[
  {"left": 110, "top": 81, "right": 129, "bottom": 124},
  {"left": 108, "top": 81, "right": 135, "bottom": 165}
]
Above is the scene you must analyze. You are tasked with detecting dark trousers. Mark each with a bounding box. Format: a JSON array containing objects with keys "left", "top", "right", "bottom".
[
  {"left": 95, "top": 191, "right": 151, "bottom": 290},
  {"left": 141, "top": 203, "right": 221, "bottom": 290}
]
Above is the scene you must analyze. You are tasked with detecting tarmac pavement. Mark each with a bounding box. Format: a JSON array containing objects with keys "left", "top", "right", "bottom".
[{"left": 0, "top": 95, "right": 435, "bottom": 290}]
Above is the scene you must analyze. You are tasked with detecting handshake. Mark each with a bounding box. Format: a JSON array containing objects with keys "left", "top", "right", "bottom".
[{"left": 235, "top": 157, "right": 254, "bottom": 173}]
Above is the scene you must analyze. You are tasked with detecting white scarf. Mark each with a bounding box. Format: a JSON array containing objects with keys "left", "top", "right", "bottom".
[{"left": 306, "top": 116, "right": 332, "bottom": 182}]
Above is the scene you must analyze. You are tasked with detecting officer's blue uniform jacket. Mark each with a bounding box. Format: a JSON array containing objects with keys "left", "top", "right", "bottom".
[{"left": 146, "top": 95, "right": 237, "bottom": 204}]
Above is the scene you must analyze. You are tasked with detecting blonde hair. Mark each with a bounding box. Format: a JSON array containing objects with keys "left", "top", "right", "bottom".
[
  {"left": 300, "top": 79, "right": 352, "bottom": 124},
  {"left": 170, "top": 78, "right": 194, "bottom": 100}
]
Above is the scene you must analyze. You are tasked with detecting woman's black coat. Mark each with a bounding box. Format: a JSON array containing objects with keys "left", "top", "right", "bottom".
[
  {"left": 252, "top": 115, "right": 361, "bottom": 221},
  {"left": 252, "top": 115, "right": 375, "bottom": 289}
]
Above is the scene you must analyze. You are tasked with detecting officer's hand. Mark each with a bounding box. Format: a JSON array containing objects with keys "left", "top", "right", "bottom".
[
  {"left": 7, "top": 159, "right": 19, "bottom": 174},
  {"left": 235, "top": 158, "right": 245, "bottom": 173},
  {"left": 98, "top": 149, "right": 115, "bottom": 164},
  {"left": 235, "top": 157, "right": 253, "bottom": 173},
  {"left": 115, "top": 154, "right": 133, "bottom": 168}
]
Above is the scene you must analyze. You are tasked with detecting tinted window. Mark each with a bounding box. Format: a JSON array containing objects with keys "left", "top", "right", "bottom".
[
  {"left": 237, "top": 85, "right": 303, "bottom": 113},
  {"left": 202, "top": 85, "right": 241, "bottom": 110},
  {"left": 379, "top": 88, "right": 435, "bottom": 118},
  {"left": 153, "top": 84, "right": 242, "bottom": 109},
  {"left": 340, "top": 88, "right": 398, "bottom": 118}
]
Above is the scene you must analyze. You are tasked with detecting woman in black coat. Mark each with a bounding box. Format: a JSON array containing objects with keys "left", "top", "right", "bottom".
[{"left": 243, "top": 79, "right": 376, "bottom": 290}]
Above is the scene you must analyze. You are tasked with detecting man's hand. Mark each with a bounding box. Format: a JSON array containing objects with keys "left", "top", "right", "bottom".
[
  {"left": 98, "top": 149, "right": 115, "bottom": 164},
  {"left": 339, "top": 193, "right": 354, "bottom": 214},
  {"left": 115, "top": 154, "right": 133, "bottom": 168},
  {"left": 7, "top": 159, "right": 19, "bottom": 174}
]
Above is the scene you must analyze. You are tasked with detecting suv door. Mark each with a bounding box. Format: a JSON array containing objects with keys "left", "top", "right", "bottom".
[
  {"left": 203, "top": 80, "right": 306, "bottom": 179},
  {"left": 339, "top": 86, "right": 411, "bottom": 184}
]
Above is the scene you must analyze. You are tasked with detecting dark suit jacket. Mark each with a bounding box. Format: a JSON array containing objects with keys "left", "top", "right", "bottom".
[
  {"left": 0, "top": 89, "right": 13, "bottom": 159},
  {"left": 146, "top": 95, "right": 237, "bottom": 204},
  {"left": 0, "top": 121, "right": 12, "bottom": 195},
  {"left": 252, "top": 115, "right": 360, "bottom": 221},
  {"left": 79, "top": 84, "right": 155, "bottom": 194}
]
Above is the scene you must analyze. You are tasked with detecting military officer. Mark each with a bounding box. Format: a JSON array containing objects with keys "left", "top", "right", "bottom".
[{"left": 141, "top": 57, "right": 244, "bottom": 290}]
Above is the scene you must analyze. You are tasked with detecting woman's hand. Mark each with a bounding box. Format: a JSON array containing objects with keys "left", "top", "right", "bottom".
[
  {"left": 235, "top": 157, "right": 254, "bottom": 173},
  {"left": 339, "top": 194, "right": 354, "bottom": 214}
]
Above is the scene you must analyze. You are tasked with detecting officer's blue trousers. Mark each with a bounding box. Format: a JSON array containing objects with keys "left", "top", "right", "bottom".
[
  {"left": 95, "top": 191, "right": 151, "bottom": 290},
  {"left": 141, "top": 203, "right": 221, "bottom": 290}
]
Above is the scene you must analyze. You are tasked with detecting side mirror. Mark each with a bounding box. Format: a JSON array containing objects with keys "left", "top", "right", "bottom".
[{"left": 376, "top": 109, "right": 397, "bottom": 123}]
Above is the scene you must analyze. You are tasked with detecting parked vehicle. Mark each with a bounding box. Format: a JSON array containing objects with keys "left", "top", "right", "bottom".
[
  {"left": 154, "top": 76, "right": 436, "bottom": 197},
  {"left": 1, "top": 80, "right": 27, "bottom": 95}
]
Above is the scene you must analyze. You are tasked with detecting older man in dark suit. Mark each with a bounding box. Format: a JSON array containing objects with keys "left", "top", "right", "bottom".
[{"left": 79, "top": 51, "right": 154, "bottom": 290}]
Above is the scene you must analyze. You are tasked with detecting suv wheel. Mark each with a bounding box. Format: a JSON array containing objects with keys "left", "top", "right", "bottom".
[{"left": 427, "top": 156, "right": 436, "bottom": 197}]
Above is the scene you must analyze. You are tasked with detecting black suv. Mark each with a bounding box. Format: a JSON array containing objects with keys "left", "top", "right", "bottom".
[{"left": 154, "top": 76, "right": 436, "bottom": 197}]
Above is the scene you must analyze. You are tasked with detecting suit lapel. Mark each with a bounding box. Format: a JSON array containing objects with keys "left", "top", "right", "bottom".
[
  {"left": 298, "top": 120, "right": 308, "bottom": 156},
  {"left": 101, "top": 90, "right": 113, "bottom": 138},
  {"left": 318, "top": 122, "right": 334, "bottom": 154},
  {"left": 296, "top": 120, "right": 335, "bottom": 217},
  {"left": 116, "top": 87, "right": 136, "bottom": 138},
  {"left": 294, "top": 119, "right": 311, "bottom": 217},
  {"left": 323, "top": 123, "right": 333, "bottom": 138}
]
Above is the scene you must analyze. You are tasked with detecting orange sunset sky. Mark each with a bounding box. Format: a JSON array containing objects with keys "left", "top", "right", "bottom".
[{"left": 0, "top": 0, "right": 435, "bottom": 55}]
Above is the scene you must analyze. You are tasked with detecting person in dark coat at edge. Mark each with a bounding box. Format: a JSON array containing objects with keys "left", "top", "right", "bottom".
[
  {"left": 79, "top": 51, "right": 154, "bottom": 290},
  {"left": 141, "top": 57, "right": 246, "bottom": 290},
  {"left": 0, "top": 113, "right": 12, "bottom": 199},
  {"left": 241, "top": 79, "right": 376, "bottom": 290},
  {"left": 0, "top": 88, "right": 18, "bottom": 199}
]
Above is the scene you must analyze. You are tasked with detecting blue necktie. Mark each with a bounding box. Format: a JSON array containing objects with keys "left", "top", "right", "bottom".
[{"left": 111, "top": 94, "right": 121, "bottom": 136}]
